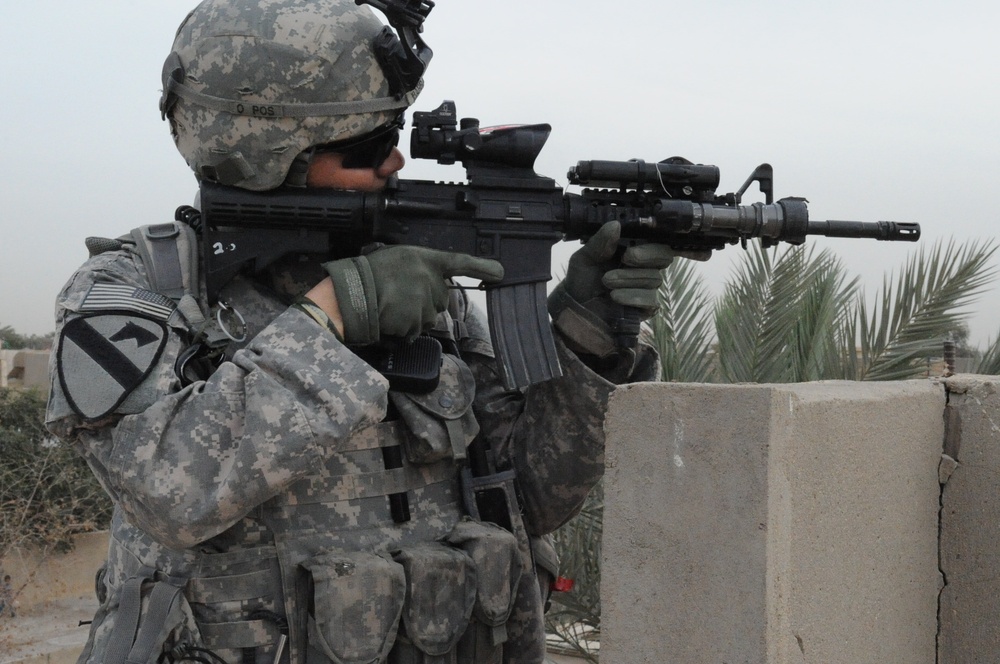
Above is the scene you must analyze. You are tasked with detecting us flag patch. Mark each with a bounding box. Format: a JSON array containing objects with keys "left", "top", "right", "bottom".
[{"left": 79, "top": 283, "right": 175, "bottom": 321}]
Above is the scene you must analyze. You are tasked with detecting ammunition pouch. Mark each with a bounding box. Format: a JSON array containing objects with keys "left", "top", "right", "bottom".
[
  {"left": 299, "top": 520, "right": 520, "bottom": 664},
  {"left": 302, "top": 551, "right": 406, "bottom": 664},
  {"left": 389, "top": 354, "right": 480, "bottom": 464},
  {"left": 391, "top": 544, "right": 477, "bottom": 659}
]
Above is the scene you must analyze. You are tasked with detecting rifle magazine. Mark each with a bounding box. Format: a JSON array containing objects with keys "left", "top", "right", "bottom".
[{"left": 486, "top": 282, "right": 562, "bottom": 390}]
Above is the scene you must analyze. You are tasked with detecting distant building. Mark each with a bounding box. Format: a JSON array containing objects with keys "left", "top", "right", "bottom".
[{"left": 0, "top": 349, "right": 51, "bottom": 395}]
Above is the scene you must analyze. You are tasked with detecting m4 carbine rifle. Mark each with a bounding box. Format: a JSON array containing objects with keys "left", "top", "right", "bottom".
[{"left": 196, "top": 100, "right": 920, "bottom": 390}]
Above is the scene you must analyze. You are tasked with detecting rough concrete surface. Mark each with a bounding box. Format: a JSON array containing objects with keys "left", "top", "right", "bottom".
[
  {"left": 601, "top": 382, "right": 772, "bottom": 663},
  {"left": 601, "top": 380, "right": 944, "bottom": 664},
  {"left": 939, "top": 375, "right": 1000, "bottom": 662}
]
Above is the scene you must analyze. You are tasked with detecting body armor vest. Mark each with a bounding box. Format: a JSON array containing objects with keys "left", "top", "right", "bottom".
[{"left": 75, "top": 226, "right": 536, "bottom": 664}]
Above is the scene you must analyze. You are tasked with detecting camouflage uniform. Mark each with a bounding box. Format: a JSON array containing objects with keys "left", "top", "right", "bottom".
[
  {"left": 47, "top": 1, "right": 661, "bottom": 662},
  {"left": 47, "top": 240, "right": 657, "bottom": 664}
]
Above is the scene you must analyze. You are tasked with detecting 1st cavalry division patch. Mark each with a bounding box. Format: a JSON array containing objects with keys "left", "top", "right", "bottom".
[{"left": 57, "top": 284, "right": 174, "bottom": 420}]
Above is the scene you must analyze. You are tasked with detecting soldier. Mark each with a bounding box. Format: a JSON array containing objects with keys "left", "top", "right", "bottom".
[
  {"left": 0, "top": 574, "right": 14, "bottom": 619},
  {"left": 46, "top": 1, "right": 689, "bottom": 663}
]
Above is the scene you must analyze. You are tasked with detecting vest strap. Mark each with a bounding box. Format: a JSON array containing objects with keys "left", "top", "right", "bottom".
[
  {"left": 103, "top": 570, "right": 152, "bottom": 664},
  {"left": 287, "top": 462, "right": 456, "bottom": 504},
  {"left": 200, "top": 619, "right": 282, "bottom": 650},
  {"left": 125, "top": 578, "right": 186, "bottom": 664}
]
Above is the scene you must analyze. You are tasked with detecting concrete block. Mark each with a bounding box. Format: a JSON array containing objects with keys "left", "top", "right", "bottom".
[
  {"left": 939, "top": 375, "right": 1000, "bottom": 662},
  {"left": 0, "top": 350, "right": 50, "bottom": 394},
  {"left": 601, "top": 380, "right": 943, "bottom": 664},
  {"left": 0, "top": 531, "right": 108, "bottom": 610}
]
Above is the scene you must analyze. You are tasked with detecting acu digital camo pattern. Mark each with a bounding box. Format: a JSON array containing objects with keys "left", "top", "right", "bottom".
[
  {"left": 163, "top": 0, "right": 408, "bottom": 190},
  {"left": 47, "top": 240, "right": 659, "bottom": 664}
]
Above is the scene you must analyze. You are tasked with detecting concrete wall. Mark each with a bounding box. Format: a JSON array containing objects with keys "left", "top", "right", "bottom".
[
  {"left": 601, "top": 380, "right": 945, "bottom": 664},
  {"left": 10, "top": 376, "right": 1000, "bottom": 663},
  {"left": 0, "top": 350, "right": 50, "bottom": 393},
  {"left": 938, "top": 375, "right": 1000, "bottom": 662},
  {"left": 0, "top": 531, "right": 107, "bottom": 611}
]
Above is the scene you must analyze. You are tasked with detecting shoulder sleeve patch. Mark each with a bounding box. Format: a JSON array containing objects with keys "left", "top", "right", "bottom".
[{"left": 57, "top": 313, "right": 168, "bottom": 421}]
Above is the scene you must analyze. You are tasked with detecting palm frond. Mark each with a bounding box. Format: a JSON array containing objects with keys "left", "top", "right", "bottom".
[
  {"left": 714, "top": 244, "right": 775, "bottom": 382},
  {"left": 714, "top": 243, "right": 857, "bottom": 383},
  {"left": 851, "top": 239, "right": 997, "bottom": 381},
  {"left": 789, "top": 252, "right": 859, "bottom": 381},
  {"left": 975, "top": 334, "right": 1000, "bottom": 375},
  {"left": 652, "top": 259, "right": 717, "bottom": 382}
]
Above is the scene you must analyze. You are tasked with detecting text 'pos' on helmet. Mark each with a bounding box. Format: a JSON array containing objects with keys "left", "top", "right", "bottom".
[{"left": 160, "top": 0, "right": 425, "bottom": 191}]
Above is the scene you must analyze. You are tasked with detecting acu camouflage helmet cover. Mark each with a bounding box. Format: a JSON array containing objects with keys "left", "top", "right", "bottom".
[{"left": 160, "top": 0, "right": 424, "bottom": 191}]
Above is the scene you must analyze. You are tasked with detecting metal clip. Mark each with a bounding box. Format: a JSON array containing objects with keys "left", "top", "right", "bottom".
[{"left": 216, "top": 300, "right": 248, "bottom": 343}]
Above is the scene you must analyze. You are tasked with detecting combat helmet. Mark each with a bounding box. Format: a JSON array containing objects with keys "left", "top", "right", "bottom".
[{"left": 159, "top": 0, "right": 432, "bottom": 191}]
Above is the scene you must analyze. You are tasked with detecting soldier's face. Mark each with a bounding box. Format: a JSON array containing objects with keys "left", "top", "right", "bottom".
[{"left": 306, "top": 147, "right": 405, "bottom": 192}]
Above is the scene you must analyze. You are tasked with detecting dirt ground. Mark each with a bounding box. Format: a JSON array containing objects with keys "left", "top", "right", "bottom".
[
  {"left": 0, "top": 596, "right": 96, "bottom": 664},
  {"left": 0, "top": 598, "right": 583, "bottom": 664}
]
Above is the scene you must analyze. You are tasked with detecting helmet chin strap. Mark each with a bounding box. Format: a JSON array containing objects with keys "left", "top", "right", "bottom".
[
  {"left": 283, "top": 152, "right": 312, "bottom": 188},
  {"left": 198, "top": 152, "right": 256, "bottom": 187}
]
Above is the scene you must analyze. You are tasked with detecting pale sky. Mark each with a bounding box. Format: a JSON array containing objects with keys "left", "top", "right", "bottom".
[{"left": 3, "top": 1, "right": 999, "bottom": 346}]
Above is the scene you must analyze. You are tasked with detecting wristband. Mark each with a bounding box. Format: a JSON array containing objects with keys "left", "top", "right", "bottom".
[{"left": 293, "top": 296, "right": 345, "bottom": 343}]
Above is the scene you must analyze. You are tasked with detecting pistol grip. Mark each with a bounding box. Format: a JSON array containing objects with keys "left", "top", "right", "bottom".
[{"left": 613, "top": 305, "right": 642, "bottom": 350}]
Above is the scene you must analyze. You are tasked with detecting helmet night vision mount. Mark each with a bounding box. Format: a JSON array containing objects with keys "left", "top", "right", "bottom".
[{"left": 357, "top": 0, "right": 435, "bottom": 98}]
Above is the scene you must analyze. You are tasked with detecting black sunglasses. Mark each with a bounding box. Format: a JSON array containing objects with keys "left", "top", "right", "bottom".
[{"left": 314, "top": 116, "right": 404, "bottom": 169}]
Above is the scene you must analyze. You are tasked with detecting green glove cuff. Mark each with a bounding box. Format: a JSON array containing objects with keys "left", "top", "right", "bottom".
[
  {"left": 323, "top": 256, "right": 380, "bottom": 345},
  {"left": 548, "top": 282, "right": 618, "bottom": 359},
  {"left": 549, "top": 283, "right": 640, "bottom": 382}
]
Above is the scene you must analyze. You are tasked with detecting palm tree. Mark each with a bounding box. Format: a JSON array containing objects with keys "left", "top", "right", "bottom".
[
  {"left": 846, "top": 239, "right": 996, "bottom": 380},
  {"left": 545, "top": 237, "right": 998, "bottom": 661},
  {"left": 651, "top": 238, "right": 997, "bottom": 383},
  {"left": 650, "top": 256, "right": 716, "bottom": 383},
  {"left": 713, "top": 244, "right": 859, "bottom": 383},
  {"left": 977, "top": 336, "right": 1000, "bottom": 375}
]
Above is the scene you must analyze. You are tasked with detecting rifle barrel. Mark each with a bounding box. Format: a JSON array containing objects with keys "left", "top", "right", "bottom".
[{"left": 809, "top": 220, "right": 921, "bottom": 242}]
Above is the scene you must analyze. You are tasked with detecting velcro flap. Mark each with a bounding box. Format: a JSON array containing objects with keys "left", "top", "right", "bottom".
[{"left": 391, "top": 355, "right": 475, "bottom": 419}]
